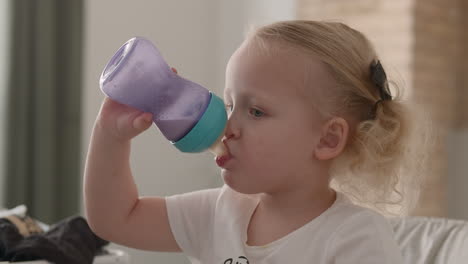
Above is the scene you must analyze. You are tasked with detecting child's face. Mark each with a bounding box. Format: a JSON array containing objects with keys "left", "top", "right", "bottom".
[{"left": 221, "top": 41, "right": 333, "bottom": 195}]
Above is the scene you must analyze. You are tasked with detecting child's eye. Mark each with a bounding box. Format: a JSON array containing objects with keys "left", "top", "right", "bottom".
[{"left": 249, "top": 108, "right": 264, "bottom": 118}]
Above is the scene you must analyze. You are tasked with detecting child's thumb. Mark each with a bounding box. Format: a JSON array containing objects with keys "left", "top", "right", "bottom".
[{"left": 133, "top": 112, "right": 153, "bottom": 132}]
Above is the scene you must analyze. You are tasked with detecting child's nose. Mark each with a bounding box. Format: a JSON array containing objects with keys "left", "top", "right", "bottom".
[{"left": 223, "top": 115, "right": 240, "bottom": 141}]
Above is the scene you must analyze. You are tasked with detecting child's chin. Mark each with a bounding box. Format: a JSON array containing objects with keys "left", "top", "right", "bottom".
[{"left": 223, "top": 174, "right": 258, "bottom": 195}]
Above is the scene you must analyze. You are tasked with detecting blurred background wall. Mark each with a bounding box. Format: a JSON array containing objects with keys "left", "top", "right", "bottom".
[{"left": 0, "top": 0, "right": 467, "bottom": 263}]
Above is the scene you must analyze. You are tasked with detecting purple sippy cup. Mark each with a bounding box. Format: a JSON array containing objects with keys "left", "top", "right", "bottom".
[{"left": 99, "top": 37, "right": 227, "bottom": 155}]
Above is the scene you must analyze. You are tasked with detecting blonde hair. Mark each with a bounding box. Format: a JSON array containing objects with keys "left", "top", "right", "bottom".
[{"left": 246, "top": 20, "right": 430, "bottom": 216}]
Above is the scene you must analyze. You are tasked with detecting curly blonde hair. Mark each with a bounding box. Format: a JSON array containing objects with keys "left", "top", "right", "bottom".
[{"left": 245, "top": 20, "right": 430, "bottom": 216}]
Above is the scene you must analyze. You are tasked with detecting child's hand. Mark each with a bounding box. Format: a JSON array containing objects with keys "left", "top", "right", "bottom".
[
  {"left": 95, "top": 98, "right": 153, "bottom": 142},
  {"left": 94, "top": 67, "right": 178, "bottom": 142}
]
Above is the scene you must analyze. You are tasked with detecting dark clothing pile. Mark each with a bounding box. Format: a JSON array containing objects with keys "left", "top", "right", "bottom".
[{"left": 0, "top": 215, "right": 108, "bottom": 264}]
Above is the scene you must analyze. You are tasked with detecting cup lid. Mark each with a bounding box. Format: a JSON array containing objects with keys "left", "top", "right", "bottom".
[{"left": 172, "top": 93, "right": 227, "bottom": 153}]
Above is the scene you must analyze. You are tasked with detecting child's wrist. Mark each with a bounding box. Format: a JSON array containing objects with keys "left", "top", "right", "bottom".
[{"left": 93, "top": 122, "right": 131, "bottom": 147}]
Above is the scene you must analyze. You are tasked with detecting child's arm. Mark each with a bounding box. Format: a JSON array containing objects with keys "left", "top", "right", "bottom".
[{"left": 83, "top": 97, "right": 181, "bottom": 252}]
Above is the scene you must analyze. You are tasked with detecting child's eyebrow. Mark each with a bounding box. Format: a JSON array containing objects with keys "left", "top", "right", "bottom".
[{"left": 224, "top": 89, "right": 271, "bottom": 103}]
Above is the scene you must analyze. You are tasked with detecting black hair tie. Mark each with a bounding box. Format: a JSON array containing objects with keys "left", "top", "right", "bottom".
[{"left": 369, "top": 60, "right": 392, "bottom": 119}]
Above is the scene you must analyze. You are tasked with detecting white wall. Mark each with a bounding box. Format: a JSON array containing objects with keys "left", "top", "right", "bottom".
[
  {"left": 0, "top": 0, "right": 11, "bottom": 208},
  {"left": 82, "top": 1, "right": 295, "bottom": 263},
  {"left": 83, "top": 1, "right": 218, "bottom": 263}
]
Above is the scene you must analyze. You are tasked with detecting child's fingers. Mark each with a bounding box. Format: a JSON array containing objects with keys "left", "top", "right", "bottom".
[{"left": 133, "top": 112, "right": 153, "bottom": 132}]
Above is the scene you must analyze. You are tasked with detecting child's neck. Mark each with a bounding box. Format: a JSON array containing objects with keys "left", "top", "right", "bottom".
[{"left": 256, "top": 186, "right": 336, "bottom": 223}]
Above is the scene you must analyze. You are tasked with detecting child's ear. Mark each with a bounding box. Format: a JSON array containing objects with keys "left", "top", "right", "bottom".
[{"left": 314, "top": 117, "right": 349, "bottom": 161}]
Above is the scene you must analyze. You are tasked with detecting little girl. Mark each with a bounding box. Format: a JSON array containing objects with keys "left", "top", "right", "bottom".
[{"left": 84, "top": 20, "right": 421, "bottom": 263}]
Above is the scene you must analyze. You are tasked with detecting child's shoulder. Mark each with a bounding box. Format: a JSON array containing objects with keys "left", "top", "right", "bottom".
[
  {"left": 318, "top": 193, "right": 403, "bottom": 262},
  {"left": 327, "top": 192, "right": 393, "bottom": 234}
]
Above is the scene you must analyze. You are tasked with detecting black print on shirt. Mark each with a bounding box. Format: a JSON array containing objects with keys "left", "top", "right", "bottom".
[{"left": 223, "top": 256, "right": 249, "bottom": 264}]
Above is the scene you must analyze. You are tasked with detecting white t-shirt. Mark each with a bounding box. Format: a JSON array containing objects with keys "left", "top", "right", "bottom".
[{"left": 166, "top": 185, "right": 403, "bottom": 264}]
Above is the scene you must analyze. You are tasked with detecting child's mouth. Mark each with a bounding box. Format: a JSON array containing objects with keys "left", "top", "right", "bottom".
[{"left": 215, "top": 154, "right": 232, "bottom": 168}]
